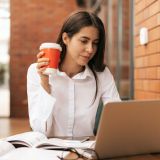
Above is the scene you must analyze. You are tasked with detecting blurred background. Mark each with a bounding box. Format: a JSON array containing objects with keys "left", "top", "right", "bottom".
[{"left": 0, "top": 0, "right": 160, "bottom": 118}]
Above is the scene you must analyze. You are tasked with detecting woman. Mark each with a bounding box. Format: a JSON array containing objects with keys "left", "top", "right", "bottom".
[{"left": 27, "top": 10, "right": 120, "bottom": 138}]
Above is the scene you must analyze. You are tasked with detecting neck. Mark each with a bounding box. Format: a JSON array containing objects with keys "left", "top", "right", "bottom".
[{"left": 60, "top": 62, "right": 84, "bottom": 78}]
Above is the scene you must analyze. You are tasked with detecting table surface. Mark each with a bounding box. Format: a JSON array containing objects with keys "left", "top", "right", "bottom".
[{"left": 67, "top": 152, "right": 160, "bottom": 160}]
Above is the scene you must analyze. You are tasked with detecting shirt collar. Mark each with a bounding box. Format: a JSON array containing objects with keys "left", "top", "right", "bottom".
[
  {"left": 55, "top": 65, "right": 94, "bottom": 80},
  {"left": 72, "top": 65, "right": 94, "bottom": 80}
]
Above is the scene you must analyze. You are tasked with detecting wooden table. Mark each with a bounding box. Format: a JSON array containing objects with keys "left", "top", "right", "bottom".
[
  {"left": 66, "top": 152, "right": 160, "bottom": 160},
  {"left": 106, "top": 154, "right": 160, "bottom": 160},
  {"left": 0, "top": 118, "right": 30, "bottom": 138}
]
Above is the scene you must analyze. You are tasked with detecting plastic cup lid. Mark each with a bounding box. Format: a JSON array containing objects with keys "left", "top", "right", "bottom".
[{"left": 40, "top": 42, "right": 62, "bottom": 51}]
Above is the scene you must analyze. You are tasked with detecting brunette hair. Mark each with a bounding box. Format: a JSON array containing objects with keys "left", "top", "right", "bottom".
[{"left": 56, "top": 10, "right": 106, "bottom": 101}]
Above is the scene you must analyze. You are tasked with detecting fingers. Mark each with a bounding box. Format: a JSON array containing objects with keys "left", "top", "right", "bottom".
[
  {"left": 36, "top": 51, "right": 49, "bottom": 76},
  {"left": 37, "top": 66, "right": 46, "bottom": 75},
  {"left": 37, "top": 65, "right": 49, "bottom": 84},
  {"left": 36, "top": 61, "right": 48, "bottom": 70},
  {"left": 37, "top": 51, "right": 45, "bottom": 59},
  {"left": 37, "top": 51, "right": 49, "bottom": 63},
  {"left": 36, "top": 62, "right": 48, "bottom": 77},
  {"left": 37, "top": 57, "right": 49, "bottom": 63}
]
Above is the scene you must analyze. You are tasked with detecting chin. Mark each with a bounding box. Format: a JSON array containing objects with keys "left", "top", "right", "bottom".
[
  {"left": 78, "top": 60, "right": 89, "bottom": 66},
  {"left": 78, "top": 62, "right": 87, "bottom": 66}
]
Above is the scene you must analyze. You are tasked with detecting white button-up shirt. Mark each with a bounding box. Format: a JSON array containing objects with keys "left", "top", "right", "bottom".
[{"left": 27, "top": 63, "right": 120, "bottom": 137}]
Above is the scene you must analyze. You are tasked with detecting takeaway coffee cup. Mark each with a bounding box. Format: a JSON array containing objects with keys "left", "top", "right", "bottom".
[{"left": 39, "top": 42, "right": 62, "bottom": 75}]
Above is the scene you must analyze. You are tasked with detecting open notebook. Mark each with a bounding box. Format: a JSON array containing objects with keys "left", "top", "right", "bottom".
[
  {"left": 0, "top": 147, "right": 69, "bottom": 160},
  {"left": 0, "top": 131, "right": 95, "bottom": 157}
]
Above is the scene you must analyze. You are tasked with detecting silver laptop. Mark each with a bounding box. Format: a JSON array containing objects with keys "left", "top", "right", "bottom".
[{"left": 94, "top": 100, "right": 160, "bottom": 159}]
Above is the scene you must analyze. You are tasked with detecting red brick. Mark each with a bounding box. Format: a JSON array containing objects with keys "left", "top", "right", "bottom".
[
  {"left": 134, "top": 0, "right": 160, "bottom": 100},
  {"left": 10, "top": 0, "right": 78, "bottom": 117}
]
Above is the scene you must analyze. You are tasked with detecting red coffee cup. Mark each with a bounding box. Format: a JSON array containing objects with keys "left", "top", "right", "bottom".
[{"left": 39, "top": 43, "right": 62, "bottom": 75}]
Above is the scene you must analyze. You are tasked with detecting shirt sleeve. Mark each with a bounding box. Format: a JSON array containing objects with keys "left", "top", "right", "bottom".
[
  {"left": 27, "top": 63, "right": 56, "bottom": 136},
  {"left": 100, "top": 67, "right": 121, "bottom": 105}
]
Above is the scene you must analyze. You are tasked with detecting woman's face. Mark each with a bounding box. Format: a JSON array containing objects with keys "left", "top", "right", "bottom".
[{"left": 63, "top": 26, "right": 99, "bottom": 67}]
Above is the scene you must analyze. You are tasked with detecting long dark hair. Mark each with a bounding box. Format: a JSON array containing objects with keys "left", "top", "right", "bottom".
[{"left": 56, "top": 10, "right": 106, "bottom": 101}]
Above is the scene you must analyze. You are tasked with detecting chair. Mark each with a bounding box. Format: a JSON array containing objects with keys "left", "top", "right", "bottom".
[{"left": 93, "top": 101, "right": 103, "bottom": 135}]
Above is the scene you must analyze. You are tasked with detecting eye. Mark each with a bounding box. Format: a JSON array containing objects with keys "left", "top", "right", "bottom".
[
  {"left": 80, "top": 39, "right": 88, "bottom": 44},
  {"left": 93, "top": 41, "right": 99, "bottom": 46}
]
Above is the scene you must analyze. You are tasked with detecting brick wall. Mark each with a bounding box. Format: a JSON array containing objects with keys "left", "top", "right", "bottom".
[
  {"left": 134, "top": 0, "right": 160, "bottom": 99},
  {"left": 10, "top": 0, "right": 78, "bottom": 117}
]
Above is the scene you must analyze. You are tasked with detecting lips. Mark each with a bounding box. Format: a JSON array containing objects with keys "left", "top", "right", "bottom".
[{"left": 80, "top": 55, "right": 90, "bottom": 59}]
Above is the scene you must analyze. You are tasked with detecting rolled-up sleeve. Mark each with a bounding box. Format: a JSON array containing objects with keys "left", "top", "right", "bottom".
[{"left": 27, "top": 63, "right": 56, "bottom": 136}]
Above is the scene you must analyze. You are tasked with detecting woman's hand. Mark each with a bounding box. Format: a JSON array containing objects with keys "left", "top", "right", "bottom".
[
  {"left": 36, "top": 51, "right": 49, "bottom": 76},
  {"left": 36, "top": 51, "right": 51, "bottom": 94}
]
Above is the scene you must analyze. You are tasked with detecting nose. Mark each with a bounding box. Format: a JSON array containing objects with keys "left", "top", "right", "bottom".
[{"left": 86, "top": 43, "right": 94, "bottom": 54}]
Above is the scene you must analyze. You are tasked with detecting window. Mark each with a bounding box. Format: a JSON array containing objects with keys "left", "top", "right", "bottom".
[{"left": 0, "top": 0, "right": 10, "bottom": 117}]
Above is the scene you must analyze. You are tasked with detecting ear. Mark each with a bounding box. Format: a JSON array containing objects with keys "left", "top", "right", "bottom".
[{"left": 62, "top": 32, "right": 70, "bottom": 45}]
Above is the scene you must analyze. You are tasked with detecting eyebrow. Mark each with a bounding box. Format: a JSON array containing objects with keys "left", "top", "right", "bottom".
[{"left": 80, "top": 36, "right": 99, "bottom": 41}]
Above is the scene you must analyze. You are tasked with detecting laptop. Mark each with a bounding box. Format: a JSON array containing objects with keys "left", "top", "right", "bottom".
[{"left": 92, "top": 100, "right": 160, "bottom": 159}]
